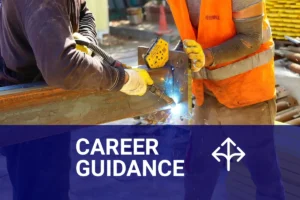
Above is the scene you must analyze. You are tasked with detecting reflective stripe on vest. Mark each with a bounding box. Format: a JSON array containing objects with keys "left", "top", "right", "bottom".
[
  {"left": 193, "top": 47, "right": 274, "bottom": 81},
  {"left": 193, "top": 22, "right": 274, "bottom": 81}
]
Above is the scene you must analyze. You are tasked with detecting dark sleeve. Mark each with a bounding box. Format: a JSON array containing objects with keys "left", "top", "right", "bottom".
[
  {"left": 79, "top": 0, "right": 98, "bottom": 45},
  {"left": 208, "top": 0, "right": 263, "bottom": 66},
  {"left": 23, "top": 0, "right": 125, "bottom": 91}
]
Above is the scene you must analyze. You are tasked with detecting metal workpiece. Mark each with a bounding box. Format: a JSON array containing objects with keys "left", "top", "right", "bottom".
[
  {"left": 0, "top": 70, "right": 169, "bottom": 125},
  {"left": 0, "top": 48, "right": 190, "bottom": 126},
  {"left": 138, "top": 47, "right": 190, "bottom": 125},
  {"left": 138, "top": 47, "right": 189, "bottom": 104},
  {"left": 0, "top": 46, "right": 190, "bottom": 146},
  {"left": 148, "top": 84, "right": 176, "bottom": 107}
]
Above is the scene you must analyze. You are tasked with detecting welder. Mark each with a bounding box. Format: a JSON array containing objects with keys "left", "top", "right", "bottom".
[
  {"left": 0, "top": 0, "right": 153, "bottom": 200},
  {"left": 167, "top": 0, "right": 285, "bottom": 199}
]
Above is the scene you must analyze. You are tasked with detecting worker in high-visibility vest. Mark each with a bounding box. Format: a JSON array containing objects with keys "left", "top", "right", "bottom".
[
  {"left": 167, "top": 0, "right": 285, "bottom": 199},
  {"left": 0, "top": 0, "right": 153, "bottom": 199}
]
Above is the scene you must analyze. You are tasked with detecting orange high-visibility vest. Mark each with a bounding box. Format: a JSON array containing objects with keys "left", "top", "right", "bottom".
[{"left": 168, "top": 0, "right": 275, "bottom": 108}]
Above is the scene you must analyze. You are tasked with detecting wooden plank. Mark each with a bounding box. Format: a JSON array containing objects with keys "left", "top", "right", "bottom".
[
  {"left": 227, "top": 177, "right": 255, "bottom": 195},
  {"left": 228, "top": 181, "right": 299, "bottom": 200},
  {"left": 228, "top": 162, "right": 300, "bottom": 198},
  {"left": 278, "top": 151, "right": 300, "bottom": 166},
  {"left": 227, "top": 184, "right": 254, "bottom": 200},
  {"left": 227, "top": 130, "right": 300, "bottom": 199},
  {"left": 230, "top": 165, "right": 300, "bottom": 197},
  {"left": 231, "top": 160, "right": 300, "bottom": 185},
  {"left": 228, "top": 172, "right": 300, "bottom": 199}
]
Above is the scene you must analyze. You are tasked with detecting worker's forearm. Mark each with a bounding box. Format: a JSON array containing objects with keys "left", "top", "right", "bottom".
[
  {"left": 175, "top": 20, "right": 263, "bottom": 67},
  {"left": 206, "top": 0, "right": 263, "bottom": 66},
  {"left": 49, "top": 48, "right": 126, "bottom": 91},
  {"left": 24, "top": 0, "right": 125, "bottom": 91},
  {"left": 207, "top": 17, "right": 263, "bottom": 66},
  {"left": 79, "top": 1, "right": 98, "bottom": 46}
]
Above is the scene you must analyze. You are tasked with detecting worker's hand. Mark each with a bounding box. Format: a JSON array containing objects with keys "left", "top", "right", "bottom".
[
  {"left": 183, "top": 39, "right": 206, "bottom": 72},
  {"left": 73, "top": 32, "right": 93, "bottom": 56},
  {"left": 120, "top": 68, "right": 154, "bottom": 96}
]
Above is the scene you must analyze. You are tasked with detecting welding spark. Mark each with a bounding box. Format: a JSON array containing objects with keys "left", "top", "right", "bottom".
[{"left": 171, "top": 103, "right": 183, "bottom": 116}]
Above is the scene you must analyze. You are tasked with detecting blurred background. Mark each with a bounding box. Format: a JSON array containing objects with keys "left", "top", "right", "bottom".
[{"left": 87, "top": 0, "right": 181, "bottom": 103}]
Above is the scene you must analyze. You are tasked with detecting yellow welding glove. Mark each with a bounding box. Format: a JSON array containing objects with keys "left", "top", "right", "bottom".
[
  {"left": 183, "top": 39, "right": 206, "bottom": 72},
  {"left": 73, "top": 32, "right": 93, "bottom": 56},
  {"left": 120, "top": 68, "right": 154, "bottom": 96}
]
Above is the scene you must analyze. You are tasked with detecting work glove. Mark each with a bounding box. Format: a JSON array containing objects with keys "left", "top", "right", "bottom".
[
  {"left": 73, "top": 32, "right": 93, "bottom": 56},
  {"left": 183, "top": 39, "right": 206, "bottom": 72},
  {"left": 120, "top": 68, "right": 154, "bottom": 96}
]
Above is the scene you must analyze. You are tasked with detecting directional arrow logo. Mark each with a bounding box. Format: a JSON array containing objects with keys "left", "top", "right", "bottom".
[{"left": 212, "top": 138, "right": 246, "bottom": 172}]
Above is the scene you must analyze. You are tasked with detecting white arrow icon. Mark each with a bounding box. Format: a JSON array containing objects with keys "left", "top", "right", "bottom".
[{"left": 212, "top": 138, "right": 246, "bottom": 172}]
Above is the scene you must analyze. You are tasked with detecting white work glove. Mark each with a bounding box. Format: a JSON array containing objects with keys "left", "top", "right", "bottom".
[
  {"left": 120, "top": 69, "right": 154, "bottom": 96},
  {"left": 73, "top": 32, "right": 93, "bottom": 56}
]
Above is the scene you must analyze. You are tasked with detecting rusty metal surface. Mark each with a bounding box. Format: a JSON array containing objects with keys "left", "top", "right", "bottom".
[
  {"left": 0, "top": 48, "right": 189, "bottom": 125},
  {"left": 0, "top": 68, "right": 169, "bottom": 125}
]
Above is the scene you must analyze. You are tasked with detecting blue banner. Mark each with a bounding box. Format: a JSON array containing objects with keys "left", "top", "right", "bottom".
[{"left": 0, "top": 125, "right": 299, "bottom": 200}]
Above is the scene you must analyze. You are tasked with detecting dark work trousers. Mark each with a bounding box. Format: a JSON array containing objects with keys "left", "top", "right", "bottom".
[
  {"left": 184, "top": 127, "right": 285, "bottom": 200},
  {"left": 0, "top": 57, "right": 71, "bottom": 200}
]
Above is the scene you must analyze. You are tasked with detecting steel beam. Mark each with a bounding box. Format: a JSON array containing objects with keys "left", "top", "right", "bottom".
[{"left": 0, "top": 47, "right": 189, "bottom": 126}]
